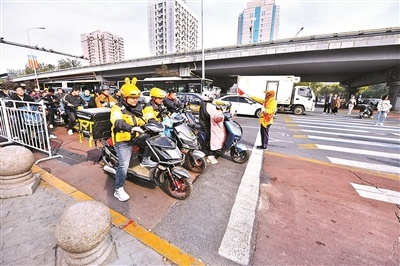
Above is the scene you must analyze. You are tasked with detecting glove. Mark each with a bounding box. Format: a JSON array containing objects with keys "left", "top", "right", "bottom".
[{"left": 131, "top": 126, "right": 144, "bottom": 134}]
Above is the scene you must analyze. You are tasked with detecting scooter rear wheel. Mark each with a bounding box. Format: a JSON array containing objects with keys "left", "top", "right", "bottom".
[
  {"left": 184, "top": 156, "right": 207, "bottom": 173},
  {"left": 161, "top": 175, "right": 193, "bottom": 200}
]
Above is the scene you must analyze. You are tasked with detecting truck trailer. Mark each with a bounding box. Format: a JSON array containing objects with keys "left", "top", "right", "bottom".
[{"left": 237, "top": 75, "right": 316, "bottom": 115}]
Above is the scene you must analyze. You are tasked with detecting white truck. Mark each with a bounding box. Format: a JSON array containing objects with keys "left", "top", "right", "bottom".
[{"left": 237, "top": 75, "right": 316, "bottom": 115}]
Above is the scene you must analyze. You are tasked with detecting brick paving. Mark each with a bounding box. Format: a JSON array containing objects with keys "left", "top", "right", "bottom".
[{"left": 0, "top": 180, "right": 171, "bottom": 266}]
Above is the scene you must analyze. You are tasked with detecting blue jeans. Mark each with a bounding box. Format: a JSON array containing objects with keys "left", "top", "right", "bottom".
[
  {"left": 114, "top": 142, "right": 133, "bottom": 189},
  {"left": 375, "top": 111, "right": 387, "bottom": 124}
]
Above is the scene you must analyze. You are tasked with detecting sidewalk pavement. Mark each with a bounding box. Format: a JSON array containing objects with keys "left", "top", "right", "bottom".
[{"left": 0, "top": 164, "right": 204, "bottom": 266}]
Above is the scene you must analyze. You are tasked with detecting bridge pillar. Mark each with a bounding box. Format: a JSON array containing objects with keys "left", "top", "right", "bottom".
[{"left": 388, "top": 81, "right": 400, "bottom": 110}]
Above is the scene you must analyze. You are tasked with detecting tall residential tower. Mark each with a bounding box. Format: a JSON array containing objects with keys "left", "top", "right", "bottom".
[
  {"left": 148, "top": 0, "right": 198, "bottom": 56},
  {"left": 237, "top": 0, "right": 280, "bottom": 45},
  {"left": 81, "top": 30, "right": 125, "bottom": 65}
]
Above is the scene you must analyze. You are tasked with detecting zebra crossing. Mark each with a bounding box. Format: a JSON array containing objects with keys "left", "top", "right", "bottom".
[{"left": 280, "top": 114, "right": 400, "bottom": 175}]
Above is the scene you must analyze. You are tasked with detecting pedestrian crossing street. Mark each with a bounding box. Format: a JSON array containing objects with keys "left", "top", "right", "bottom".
[{"left": 278, "top": 114, "right": 400, "bottom": 176}]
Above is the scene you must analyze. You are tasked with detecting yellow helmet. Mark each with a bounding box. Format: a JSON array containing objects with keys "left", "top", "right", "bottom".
[
  {"left": 120, "top": 77, "right": 141, "bottom": 98},
  {"left": 150, "top": 87, "right": 166, "bottom": 98}
]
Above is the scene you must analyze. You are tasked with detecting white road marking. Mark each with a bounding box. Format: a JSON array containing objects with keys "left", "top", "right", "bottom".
[
  {"left": 218, "top": 132, "right": 262, "bottom": 265},
  {"left": 308, "top": 135, "right": 400, "bottom": 149},
  {"left": 298, "top": 124, "right": 369, "bottom": 133},
  {"left": 318, "top": 144, "right": 400, "bottom": 159},
  {"left": 301, "top": 129, "right": 400, "bottom": 142},
  {"left": 328, "top": 157, "right": 400, "bottom": 175},
  {"left": 350, "top": 182, "right": 400, "bottom": 204}
]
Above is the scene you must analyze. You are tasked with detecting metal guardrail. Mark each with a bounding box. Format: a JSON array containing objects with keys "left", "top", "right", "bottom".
[{"left": 0, "top": 99, "right": 63, "bottom": 164}]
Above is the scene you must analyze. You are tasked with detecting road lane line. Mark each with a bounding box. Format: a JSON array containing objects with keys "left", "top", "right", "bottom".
[
  {"left": 268, "top": 152, "right": 399, "bottom": 181},
  {"left": 218, "top": 132, "right": 263, "bottom": 265},
  {"left": 301, "top": 129, "right": 400, "bottom": 142},
  {"left": 317, "top": 144, "right": 400, "bottom": 159},
  {"left": 308, "top": 135, "right": 400, "bottom": 149},
  {"left": 327, "top": 157, "right": 400, "bottom": 175},
  {"left": 350, "top": 182, "right": 400, "bottom": 204},
  {"left": 298, "top": 124, "right": 369, "bottom": 132}
]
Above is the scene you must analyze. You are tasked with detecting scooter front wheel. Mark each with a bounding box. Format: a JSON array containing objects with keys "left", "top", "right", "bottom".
[
  {"left": 184, "top": 156, "right": 207, "bottom": 173},
  {"left": 230, "top": 147, "right": 250, "bottom": 164},
  {"left": 161, "top": 175, "right": 193, "bottom": 200}
]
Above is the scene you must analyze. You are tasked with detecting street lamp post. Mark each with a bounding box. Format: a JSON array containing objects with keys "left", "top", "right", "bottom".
[
  {"left": 201, "top": 0, "right": 205, "bottom": 80},
  {"left": 27, "top": 27, "right": 45, "bottom": 90},
  {"left": 295, "top": 27, "right": 304, "bottom": 37}
]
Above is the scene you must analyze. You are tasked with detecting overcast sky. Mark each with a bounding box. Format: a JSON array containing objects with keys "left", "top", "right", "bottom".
[{"left": 0, "top": 0, "right": 399, "bottom": 74}]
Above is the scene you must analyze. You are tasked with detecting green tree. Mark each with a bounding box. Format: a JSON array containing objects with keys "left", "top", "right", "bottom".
[
  {"left": 154, "top": 64, "right": 179, "bottom": 77},
  {"left": 57, "top": 58, "right": 82, "bottom": 69}
]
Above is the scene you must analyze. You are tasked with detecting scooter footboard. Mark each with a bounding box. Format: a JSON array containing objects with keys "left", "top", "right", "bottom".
[{"left": 172, "top": 166, "right": 191, "bottom": 179}]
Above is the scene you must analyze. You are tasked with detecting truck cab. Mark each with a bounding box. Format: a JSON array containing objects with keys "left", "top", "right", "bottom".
[
  {"left": 237, "top": 75, "right": 316, "bottom": 115},
  {"left": 290, "top": 86, "right": 316, "bottom": 115}
]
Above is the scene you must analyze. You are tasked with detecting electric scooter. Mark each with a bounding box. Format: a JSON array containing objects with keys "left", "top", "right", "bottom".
[
  {"left": 163, "top": 112, "right": 207, "bottom": 173},
  {"left": 101, "top": 122, "right": 193, "bottom": 200}
]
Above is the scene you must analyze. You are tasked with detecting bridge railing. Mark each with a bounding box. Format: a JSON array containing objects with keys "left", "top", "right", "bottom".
[{"left": 0, "top": 99, "right": 62, "bottom": 164}]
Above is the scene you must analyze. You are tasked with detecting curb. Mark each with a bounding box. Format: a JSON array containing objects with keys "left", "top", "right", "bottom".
[{"left": 31, "top": 165, "right": 204, "bottom": 266}]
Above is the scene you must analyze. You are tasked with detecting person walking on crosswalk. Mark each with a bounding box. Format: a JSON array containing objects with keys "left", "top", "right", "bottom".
[
  {"left": 323, "top": 93, "right": 333, "bottom": 114},
  {"left": 375, "top": 95, "right": 392, "bottom": 126},
  {"left": 347, "top": 95, "right": 357, "bottom": 114}
]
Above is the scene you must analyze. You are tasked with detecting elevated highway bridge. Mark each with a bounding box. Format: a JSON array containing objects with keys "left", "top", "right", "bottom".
[{"left": 11, "top": 27, "right": 400, "bottom": 107}]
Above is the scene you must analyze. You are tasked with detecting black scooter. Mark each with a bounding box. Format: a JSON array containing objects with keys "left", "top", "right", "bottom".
[
  {"left": 359, "top": 102, "right": 374, "bottom": 119},
  {"left": 101, "top": 122, "right": 193, "bottom": 200},
  {"left": 163, "top": 111, "right": 207, "bottom": 173}
]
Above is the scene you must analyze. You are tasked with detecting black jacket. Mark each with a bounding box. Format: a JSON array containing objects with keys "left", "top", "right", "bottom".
[
  {"left": 163, "top": 97, "right": 181, "bottom": 113},
  {"left": 6, "top": 93, "right": 34, "bottom": 108},
  {"left": 42, "top": 94, "right": 59, "bottom": 108},
  {"left": 63, "top": 93, "right": 86, "bottom": 111}
]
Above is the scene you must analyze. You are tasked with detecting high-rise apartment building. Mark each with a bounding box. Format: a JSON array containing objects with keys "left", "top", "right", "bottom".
[
  {"left": 237, "top": 0, "right": 280, "bottom": 45},
  {"left": 81, "top": 30, "right": 125, "bottom": 65},
  {"left": 148, "top": 0, "right": 198, "bottom": 56}
]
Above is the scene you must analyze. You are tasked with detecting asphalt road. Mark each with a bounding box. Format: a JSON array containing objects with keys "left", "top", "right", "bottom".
[{"left": 30, "top": 105, "right": 399, "bottom": 265}]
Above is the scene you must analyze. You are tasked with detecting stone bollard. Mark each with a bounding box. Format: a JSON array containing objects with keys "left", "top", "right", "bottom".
[
  {"left": 55, "top": 201, "right": 113, "bottom": 266},
  {"left": 0, "top": 145, "right": 40, "bottom": 198}
]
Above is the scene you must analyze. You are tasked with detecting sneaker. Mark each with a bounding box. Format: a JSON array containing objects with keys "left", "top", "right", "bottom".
[
  {"left": 140, "top": 157, "right": 157, "bottom": 168},
  {"left": 68, "top": 129, "right": 73, "bottom": 135},
  {"left": 49, "top": 124, "right": 54, "bottom": 129},
  {"left": 207, "top": 155, "right": 218, "bottom": 164},
  {"left": 114, "top": 187, "right": 130, "bottom": 201},
  {"left": 49, "top": 134, "right": 57, "bottom": 139}
]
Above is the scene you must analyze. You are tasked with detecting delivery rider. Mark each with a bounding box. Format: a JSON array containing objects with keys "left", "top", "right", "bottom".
[{"left": 110, "top": 77, "right": 157, "bottom": 201}]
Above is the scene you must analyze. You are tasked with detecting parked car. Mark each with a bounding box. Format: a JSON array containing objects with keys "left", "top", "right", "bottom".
[
  {"left": 216, "top": 95, "right": 263, "bottom": 117},
  {"left": 357, "top": 98, "right": 379, "bottom": 110},
  {"left": 139, "top": 90, "right": 151, "bottom": 104},
  {"left": 176, "top": 93, "right": 204, "bottom": 113}
]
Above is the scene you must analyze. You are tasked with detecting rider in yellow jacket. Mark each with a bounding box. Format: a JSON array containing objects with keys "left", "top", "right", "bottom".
[
  {"left": 142, "top": 87, "right": 167, "bottom": 122},
  {"left": 109, "top": 77, "right": 157, "bottom": 202},
  {"left": 251, "top": 90, "right": 277, "bottom": 149}
]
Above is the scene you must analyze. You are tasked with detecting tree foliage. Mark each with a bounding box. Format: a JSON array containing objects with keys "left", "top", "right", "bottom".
[
  {"left": 57, "top": 58, "right": 82, "bottom": 69},
  {"left": 6, "top": 58, "right": 82, "bottom": 77},
  {"left": 154, "top": 64, "right": 179, "bottom": 77},
  {"left": 295, "top": 82, "right": 388, "bottom": 99}
]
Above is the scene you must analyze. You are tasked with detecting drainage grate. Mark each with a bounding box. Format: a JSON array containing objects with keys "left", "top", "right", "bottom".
[{"left": 56, "top": 148, "right": 88, "bottom": 165}]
